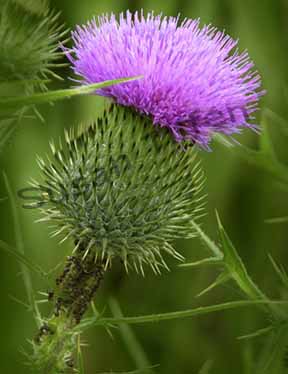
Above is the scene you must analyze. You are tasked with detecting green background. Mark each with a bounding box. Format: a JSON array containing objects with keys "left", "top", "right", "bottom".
[{"left": 1, "top": 0, "right": 288, "bottom": 373}]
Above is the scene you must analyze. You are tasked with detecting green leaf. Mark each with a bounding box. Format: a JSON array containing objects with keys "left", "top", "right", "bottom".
[
  {"left": 215, "top": 109, "right": 288, "bottom": 186},
  {"left": 256, "top": 325, "right": 288, "bottom": 373},
  {"left": 268, "top": 254, "right": 288, "bottom": 289},
  {"left": 198, "top": 360, "right": 214, "bottom": 374},
  {"left": 0, "top": 239, "right": 46, "bottom": 278},
  {"left": 259, "top": 111, "right": 277, "bottom": 159},
  {"left": 215, "top": 211, "right": 267, "bottom": 301},
  {"left": 3, "top": 172, "right": 42, "bottom": 325},
  {"left": 234, "top": 145, "right": 288, "bottom": 186},
  {"left": 190, "top": 220, "right": 224, "bottom": 259},
  {"left": 0, "top": 76, "right": 142, "bottom": 112},
  {"left": 265, "top": 216, "right": 288, "bottom": 224},
  {"left": 196, "top": 272, "right": 231, "bottom": 298}
]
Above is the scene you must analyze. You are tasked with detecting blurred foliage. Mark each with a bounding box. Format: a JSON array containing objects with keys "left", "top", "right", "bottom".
[{"left": 1, "top": 0, "right": 288, "bottom": 373}]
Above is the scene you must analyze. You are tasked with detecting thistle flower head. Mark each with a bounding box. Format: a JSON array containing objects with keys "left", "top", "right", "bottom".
[
  {"left": 66, "top": 11, "right": 264, "bottom": 148},
  {"left": 34, "top": 105, "right": 204, "bottom": 274}
]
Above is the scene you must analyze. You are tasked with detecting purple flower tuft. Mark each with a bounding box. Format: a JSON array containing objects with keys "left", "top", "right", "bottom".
[{"left": 66, "top": 11, "right": 264, "bottom": 148}]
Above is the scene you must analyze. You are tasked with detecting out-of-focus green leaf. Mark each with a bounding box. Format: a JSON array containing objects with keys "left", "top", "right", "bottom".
[
  {"left": 109, "top": 298, "right": 153, "bottom": 373},
  {"left": 215, "top": 211, "right": 267, "bottom": 301},
  {"left": 256, "top": 325, "right": 288, "bottom": 373},
  {"left": 268, "top": 254, "right": 288, "bottom": 289},
  {"left": 0, "top": 238, "right": 46, "bottom": 278},
  {"left": 216, "top": 109, "right": 288, "bottom": 186},
  {"left": 265, "top": 216, "right": 288, "bottom": 224},
  {"left": 198, "top": 360, "right": 214, "bottom": 374},
  {"left": 238, "top": 325, "right": 275, "bottom": 341},
  {"left": 3, "top": 173, "right": 42, "bottom": 325},
  {"left": 259, "top": 113, "right": 276, "bottom": 160}
]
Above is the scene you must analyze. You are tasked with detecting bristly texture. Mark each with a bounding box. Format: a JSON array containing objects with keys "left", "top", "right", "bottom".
[
  {"left": 65, "top": 11, "right": 264, "bottom": 148},
  {"left": 0, "top": 0, "right": 66, "bottom": 86},
  {"left": 12, "top": 0, "right": 49, "bottom": 16},
  {"left": 33, "top": 105, "right": 205, "bottom": 274}
]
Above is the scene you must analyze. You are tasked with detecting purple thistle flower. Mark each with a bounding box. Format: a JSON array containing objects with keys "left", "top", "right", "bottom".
[{"left": 66, "top": 11, "right": 264, "bottom": 148}]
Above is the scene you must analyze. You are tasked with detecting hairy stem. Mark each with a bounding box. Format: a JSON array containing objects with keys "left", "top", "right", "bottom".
[{"left": 32, "top": 249, "right": 105, "bottom": 373}]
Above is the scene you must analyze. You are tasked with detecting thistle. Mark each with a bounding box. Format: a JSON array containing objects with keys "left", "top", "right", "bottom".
[{"left": 26, "top": 11, "right": 265, "bottom": 374}]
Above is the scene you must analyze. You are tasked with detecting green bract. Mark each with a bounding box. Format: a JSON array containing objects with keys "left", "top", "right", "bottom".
[{"left": 35, "top": 105, "right": 205, "bottom": 273}]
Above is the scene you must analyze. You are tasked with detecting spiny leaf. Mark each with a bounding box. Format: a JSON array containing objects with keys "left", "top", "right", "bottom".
[
  {"left": 196, "top": 272, "right": 231, "bottom": 298},
  {"left": 190, "top": 220, "right": 224, "bottom": 259},
  {"left": 0, "top": 76, "right": 142, "bottom": 112},
  {"left": 215, "top": 211, "right": 267, "bottom": 301}
]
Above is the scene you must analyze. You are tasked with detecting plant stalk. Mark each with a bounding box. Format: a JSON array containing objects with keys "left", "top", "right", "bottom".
[{"left": 32, "top": 247, "right": 105, "bottom": 373}]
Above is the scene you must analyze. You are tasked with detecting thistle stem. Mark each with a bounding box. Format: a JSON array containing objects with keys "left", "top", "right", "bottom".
[{"left": 32, "top": 249, "right": 105, "bottom": 373}]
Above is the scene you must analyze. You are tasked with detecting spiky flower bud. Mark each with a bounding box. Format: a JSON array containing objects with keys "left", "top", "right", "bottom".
[
  {"left": 0, "top": 0, "right": 66, "bottom": 85},
  {"left": 34, "top": 105, "right": 204, "bottom": 274}
]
